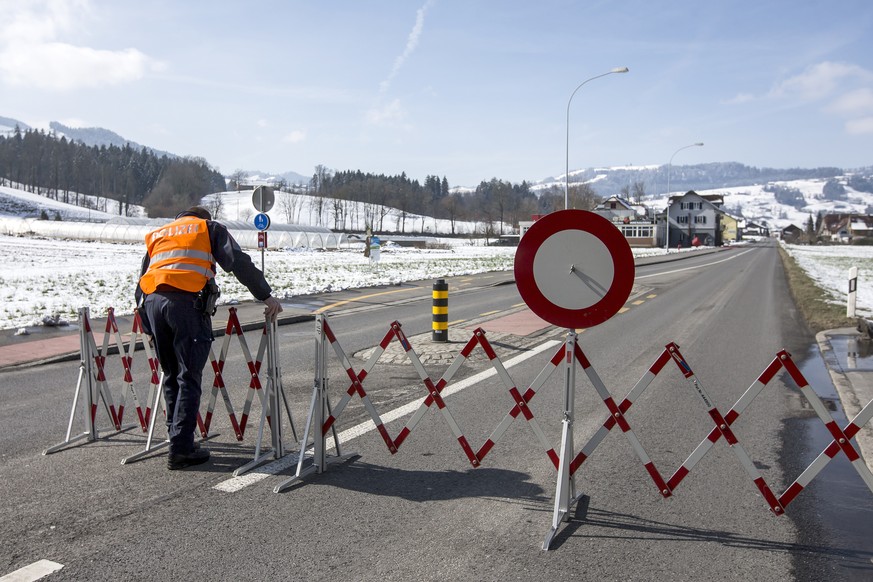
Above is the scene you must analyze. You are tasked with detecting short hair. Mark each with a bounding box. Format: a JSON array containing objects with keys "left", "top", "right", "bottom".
[{"left": 184, "top": 206, "right": 212, "bottom": 220}]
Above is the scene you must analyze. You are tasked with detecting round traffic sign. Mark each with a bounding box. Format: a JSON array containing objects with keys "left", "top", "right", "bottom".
[
  {"left": 252, "top": 186, "right": 275, "bottom": 212},
  {"left": 254, "top": 212, "right": 271, "bottom": 231},
  {"left": 514, "top": 209, "right": 634, "bottom": 329}
]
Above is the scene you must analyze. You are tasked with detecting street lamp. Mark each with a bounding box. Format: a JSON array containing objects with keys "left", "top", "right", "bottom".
[
  {"left": 565, "top": 67, "right": 630, "bottom": 209},
  {"left": 664, "top": 142, "right": 704, "bottom": 250}
]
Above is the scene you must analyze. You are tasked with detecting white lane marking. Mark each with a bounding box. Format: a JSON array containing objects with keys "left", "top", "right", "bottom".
[
  {"left": 636, "top": 249, "right": 753, "bottom": 280},
  {"left": 1, "top": 560, "right": 64, "bottom": 581},
  {"left": 214, "top": 338, "right": 563, "bottom": 493}
]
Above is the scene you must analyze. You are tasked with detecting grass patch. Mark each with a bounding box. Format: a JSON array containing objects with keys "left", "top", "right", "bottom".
[{"left": 778, "top": 245, "right": 855, "bottom": 333}]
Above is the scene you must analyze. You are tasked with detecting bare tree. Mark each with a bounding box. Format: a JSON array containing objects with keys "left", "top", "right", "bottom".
[
  {"left": 205, "top": 191, "right": 224, "bottom": 220},
  {"left": 228, "top": 169, "right": 247, "bottom": 191},
  {"left": 280, "top": 191, "right": 301, "bottom": 224}
]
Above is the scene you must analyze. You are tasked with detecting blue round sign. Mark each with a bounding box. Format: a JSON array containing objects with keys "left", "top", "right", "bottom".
[{"left": 254, "top": 213, "right": 271, "bottom": 231}]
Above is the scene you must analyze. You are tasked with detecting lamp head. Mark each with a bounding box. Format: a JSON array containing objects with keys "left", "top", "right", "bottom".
[{"left": 611, "top": 67, "right": 630, "bottom": 73}]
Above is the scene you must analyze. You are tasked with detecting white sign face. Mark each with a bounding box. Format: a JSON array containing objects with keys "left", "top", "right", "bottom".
[
  {"left": 514, "top": 209, "right": 634, "bottom": 329},
  {"left": 532, "top": 230, "right": 614, "bottom": 310}
]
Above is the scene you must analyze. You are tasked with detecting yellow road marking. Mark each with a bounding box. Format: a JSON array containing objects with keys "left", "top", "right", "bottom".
[
  {"left": 618, "top": 307, "right": 630, "bottom": 313},
  {"left": 314, "top": 287, "right": 414, "bottom": 314},
  {"left": 632, "top": 300, "right": 645, "bottom": 305},
  {"left": 647, "top": 294, "right": 657, "bottom": 299},
  {"left": 480, "top": 310, "right": 501, "bottom": 316}
]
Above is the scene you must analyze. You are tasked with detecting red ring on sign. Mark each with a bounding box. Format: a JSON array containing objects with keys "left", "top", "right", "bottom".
[{"left": 514, "top": 209, "right": 634, "bottom": 329}]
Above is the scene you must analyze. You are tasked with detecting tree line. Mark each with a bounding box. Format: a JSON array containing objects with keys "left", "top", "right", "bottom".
[
  {"left": 242, "top": 165, "right": 604, "bottom": 235},
  {"left": 0, "top": 125, "right": 607, "bottom": 232},
  {"left": 0, "top": 126, "right": 225, "bottom": 218}
]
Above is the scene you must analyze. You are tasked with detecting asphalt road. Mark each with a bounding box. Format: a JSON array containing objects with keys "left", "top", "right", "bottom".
[{"left": 1, "top": 241, "right": 872, "bottom": 581}]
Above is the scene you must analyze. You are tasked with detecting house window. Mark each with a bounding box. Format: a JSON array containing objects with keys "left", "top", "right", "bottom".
[
  {"left": 610, "top": 202, "right": 617, "bottom": 209},
  {"left": 677, "top": 215, "right": 689, "bottom": 224},
  {"left": 620, "top": 226, "right": 653, "bottom": 238},
  {"left": 695, "top": 215, "right": 707, "bottom": 224}
]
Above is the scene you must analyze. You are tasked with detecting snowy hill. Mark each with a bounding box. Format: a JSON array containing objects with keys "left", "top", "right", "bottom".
[
  {"left": 533, "top": 162, "right": 873, "bottom": 231},
  {"left": 644, "top": 177, "right": 873, "bottom": 231}
]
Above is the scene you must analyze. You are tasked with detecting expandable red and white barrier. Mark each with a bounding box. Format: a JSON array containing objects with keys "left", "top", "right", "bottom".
[
  {"left": 45, "top": 306, "right": 294, "bottom": 465},
  {"left": 274, "top": 314, "right": 873, "bottom": 541}
]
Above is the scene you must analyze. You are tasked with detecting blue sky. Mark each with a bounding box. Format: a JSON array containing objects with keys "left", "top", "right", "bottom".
[{"left": 1, "top": 0, "right": 872, "bottom": 188}]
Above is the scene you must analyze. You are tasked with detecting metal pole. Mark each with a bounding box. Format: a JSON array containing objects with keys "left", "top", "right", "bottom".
[
  {"left": 564, "top": 68, "right": 629, "bottom": 210},
  {"left": 664, "top": 142, "right": 703, "bottom": 250},
  {"left": 544, "top": 331, "right": 580, "bottom": 550}
]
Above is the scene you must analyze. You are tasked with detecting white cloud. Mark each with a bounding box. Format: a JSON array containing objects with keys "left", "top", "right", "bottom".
[
  {"left": 845, "top": 117, "right": 873, "bottom": 135},
  {"left": 723, "top": 93, "right": 754, "bottom": 105},
  {"left": 0, "top": 0, "right": 86, "bottom": 44},
  {"left": 827, "top": 88, "right": 873, "bottom": 116},
  {"left": 379, "top": 0, "right": 435, "bottom": 94},
  {"left": 0, "top": 0, "right": 162, "bottom": 91},
  {"left": 282, "top": 130, "right": 306, "bottom": 143},
  {"left": 769, "top": 61, "right": 872, "bottom": 101},
  {"left": 365, "top": 99, "right": 409, "bottom": 128},
  {"left": 257, "top": 119, "right": 269, "bottom": 128}
]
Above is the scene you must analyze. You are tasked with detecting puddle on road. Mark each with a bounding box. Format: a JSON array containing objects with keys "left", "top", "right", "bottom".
[
  {"left": 785, "top": 342, "right": 873, "bottom": 580},
  {"left": 828, "top": 335, "right": 873, "bottom": 371}
]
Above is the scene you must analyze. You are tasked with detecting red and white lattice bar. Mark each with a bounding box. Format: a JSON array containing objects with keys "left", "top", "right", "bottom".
[
  {"left": 100, "top": 308, "right": 156, "bottom": 432},
  {"left": 84, "top": 309, "right": 121, "bottom": 430},
  {"left": 569, "top": 344, "right": 673, "bottom": 494},
  {"left": 777, "top": 352, "right": 873, "bottom": 507},
  {"left": 663, "top": 343, "right": 784, "bottom": 513},
  {"left": 200, "top": 307, "right": 265, "bottom": 440},
  {"left": 319, "top": 317, "right": 559, "bottom": 468},
  {"left": 321, "top": 319, "right": 400, "bottom": 453}
]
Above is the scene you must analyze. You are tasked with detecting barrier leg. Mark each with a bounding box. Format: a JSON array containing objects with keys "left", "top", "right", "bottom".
[
  {"left": 274, "top": 313, "right": 356, "bottom": 492},
  {"left": 121, "top": 372, "right": 171, "bottom": 464},
  {"left": 544, "top": 331, "right": 585, "bottom": 550},
  {"left": 44, "top": 308, "right": 100, "bottom": 454},
  {"left": 234, "top": 317, "right": 300, "bottom": 476}
]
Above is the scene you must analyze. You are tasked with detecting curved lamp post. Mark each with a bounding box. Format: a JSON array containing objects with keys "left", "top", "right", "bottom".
[
  {"left": 664, "top": 142, "right": 704, "bottom": 250},
  {"left": 564, "top": 67, "right": 629, "bottom": 210}
]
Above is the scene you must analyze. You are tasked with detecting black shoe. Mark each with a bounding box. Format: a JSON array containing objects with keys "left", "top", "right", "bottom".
[{"left": 167, "top": 447, "right": 210, "bottom": 470}]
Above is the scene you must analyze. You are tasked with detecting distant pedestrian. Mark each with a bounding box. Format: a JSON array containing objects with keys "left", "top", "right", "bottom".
[{"left": 135, "top": 206, "right": 283, "bottom": 470}]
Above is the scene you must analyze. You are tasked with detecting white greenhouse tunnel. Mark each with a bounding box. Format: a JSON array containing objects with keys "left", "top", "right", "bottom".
[{"left": 0, "top": 216, "right": 347, "bottom": 250}]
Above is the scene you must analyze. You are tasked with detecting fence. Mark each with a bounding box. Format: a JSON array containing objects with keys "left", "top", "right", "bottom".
[
  {"left": 43, "top": 308, "right": 873, "bottom": 550},
  {"left": 44, "top": 306, "right": 296, "bottom": 470}
]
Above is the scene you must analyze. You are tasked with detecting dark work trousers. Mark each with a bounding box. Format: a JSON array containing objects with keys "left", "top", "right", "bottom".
[{"left": 144, "top": 291, "right": 214, "bottom": 455}]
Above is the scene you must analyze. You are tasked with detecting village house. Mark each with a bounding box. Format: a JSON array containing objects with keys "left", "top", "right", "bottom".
[
  {"left": 591, "top": 196, "right": 656, "bottom": 247},
  {"left": 662, "top": 190, "right": 739, "bottom": 248},
  {"left": 818, "top": 213, "right": 873, "bottom": 243}
]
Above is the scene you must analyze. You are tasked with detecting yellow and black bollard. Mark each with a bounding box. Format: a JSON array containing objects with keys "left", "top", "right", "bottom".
[{"left": 432, "top": 278, "right": 448, "bottom": 342}]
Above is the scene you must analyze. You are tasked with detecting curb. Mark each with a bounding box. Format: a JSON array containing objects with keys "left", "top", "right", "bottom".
[{"left": 815, "top": 327, "right": 873, "bottom": 474}]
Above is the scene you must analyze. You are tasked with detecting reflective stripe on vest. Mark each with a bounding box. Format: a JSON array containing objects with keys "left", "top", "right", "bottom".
[
  {"left": 140, "top": 216, "right": 215, "bottom": 294},
  {"left": 151, "top": 262, "right": 215, "bottom": 278},
  {"left": 150, "top": 248, "right": 214, "bottom": 265}
]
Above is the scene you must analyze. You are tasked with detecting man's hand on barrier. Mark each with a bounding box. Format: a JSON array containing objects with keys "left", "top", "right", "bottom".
[{"left": 263, "top": 296, "right": 283, "bottom": 320}]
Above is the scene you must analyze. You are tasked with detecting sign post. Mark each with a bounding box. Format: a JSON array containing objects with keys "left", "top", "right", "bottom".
[
  {"left": 254, "top": 211, "right": 271, "bottom": 273},
  {"left": 514, "top": 209, "right": 634, "bottom": 550},
  {"left": 848, "top": 266, "right": 858, "bottom": 318}
]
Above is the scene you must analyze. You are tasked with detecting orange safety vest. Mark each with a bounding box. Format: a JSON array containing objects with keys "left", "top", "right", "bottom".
[{"left": 139, "top": 216, "right": 215, "bottom": 294}]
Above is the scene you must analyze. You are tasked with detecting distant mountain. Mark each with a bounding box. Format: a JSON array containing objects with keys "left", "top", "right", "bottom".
[
  {"left": 48, "top": 121, "right": 176, "bottom": 158},
  {"left": 534, "top": 162, "right": 865, "bottom": 199},
  {"left": 0, "top": 116, "right": 32, "bottom": 135}
]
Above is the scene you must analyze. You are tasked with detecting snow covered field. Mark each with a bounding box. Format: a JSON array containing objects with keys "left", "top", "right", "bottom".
[
  {"left": 1, "top": 183, "right": 871, "bottom": 332},
  {"left": 782, "top": 242, "right": 873, "bottom": 318},
  {"left": 0, "top": 234, "right": 521, "bottom": 330},
  {"left": 2, "top": 233, "right": 870, "bottom": 332}
]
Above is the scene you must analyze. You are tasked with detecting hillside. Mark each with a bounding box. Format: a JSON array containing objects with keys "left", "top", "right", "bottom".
[{"left": 3, "top": 114, "right": 872, "bottom": 231}]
